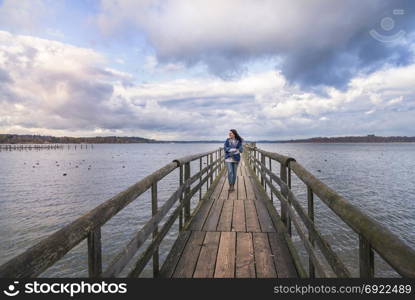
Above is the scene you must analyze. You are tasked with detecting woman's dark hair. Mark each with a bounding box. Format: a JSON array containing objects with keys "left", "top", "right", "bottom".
[{"left": 230, "top": 129, "right": 243, "bottom": 142}]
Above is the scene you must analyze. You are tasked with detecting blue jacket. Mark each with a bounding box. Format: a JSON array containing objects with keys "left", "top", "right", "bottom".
[{"left": 224, "top": 138, "right": 243, "bottom": 162}]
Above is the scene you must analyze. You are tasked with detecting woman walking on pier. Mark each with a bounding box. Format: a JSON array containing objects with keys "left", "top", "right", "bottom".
[{"left": 224, "top": 129, "right": 244, "bottom": 192}]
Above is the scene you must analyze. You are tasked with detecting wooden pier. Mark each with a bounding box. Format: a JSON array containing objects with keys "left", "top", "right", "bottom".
[
  {"left": 160, "top": 159, "right": 297, "bottom": 278},
  {"left": 0, "top": 143, "right": 414, "bottom": 278}
]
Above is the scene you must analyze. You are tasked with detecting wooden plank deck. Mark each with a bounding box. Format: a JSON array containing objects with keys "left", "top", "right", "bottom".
[{"left": 159, "top": 158, "right": 298, "bottom": 278}]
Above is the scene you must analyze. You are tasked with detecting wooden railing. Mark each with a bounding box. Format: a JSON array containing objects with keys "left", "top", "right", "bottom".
[
  {"left": 244, "top": 142, "right": 415, "bottom": 278},
  {"left": 0, "top": 148, "right": 225, "bottom": 278}
]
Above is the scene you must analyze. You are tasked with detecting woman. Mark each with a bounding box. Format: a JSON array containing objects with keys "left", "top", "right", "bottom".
[{"left": 224, "top": 129, "right": 244, "bottom": 192}]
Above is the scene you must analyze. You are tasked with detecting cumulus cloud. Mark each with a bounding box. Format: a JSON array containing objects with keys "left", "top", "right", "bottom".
[
  {"left": 1, "top": 30, "right": 415, "bottom": 140},
  {"left": 95, "top": 0, "right": 415, "bottom": 89},
  {"left": 0, "top": 31, "right": 222, "bottom": 139},
  {"left": 0, "top": 31, "right": 111, "bottom": 129}
]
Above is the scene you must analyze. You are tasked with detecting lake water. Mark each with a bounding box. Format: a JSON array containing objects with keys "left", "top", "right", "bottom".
[{"left": 0, "top": 143, "right": 414, "bottom": 277}]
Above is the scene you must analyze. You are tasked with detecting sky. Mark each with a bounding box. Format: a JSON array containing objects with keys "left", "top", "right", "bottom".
[{"left": 0, "top": 0, "right": 414, "bottom": 141}]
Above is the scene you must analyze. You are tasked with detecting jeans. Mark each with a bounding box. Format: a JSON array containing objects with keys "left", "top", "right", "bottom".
[{"left": 226, "top": 161, "right": 239, "bottom": 185}]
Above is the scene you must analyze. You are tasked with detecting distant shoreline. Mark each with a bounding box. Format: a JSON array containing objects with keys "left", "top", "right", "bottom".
[
  {"left": 1, "top": 134, "right": 414, "bottom": 144},
  {"left": 265, "top": 134, "right": 415, "bottom": 143}
]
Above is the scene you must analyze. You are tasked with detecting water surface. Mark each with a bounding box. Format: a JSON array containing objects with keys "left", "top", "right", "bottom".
[{"left": 0, "top": 143, "right": 414, "bottom": 277}]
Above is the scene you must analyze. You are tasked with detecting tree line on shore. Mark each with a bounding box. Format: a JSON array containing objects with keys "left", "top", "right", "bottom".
[
  {"left": 279, "top": 134, "right": 415, "bottom": 143},
  {"left": 0, "top": 134, "right": 155, "bottom": 144}
]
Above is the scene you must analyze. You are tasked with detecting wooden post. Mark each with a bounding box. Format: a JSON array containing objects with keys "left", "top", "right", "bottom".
[
  {"left": 209, "top": 153, "right": 213, "bottom": 186},
  {"left": 247, "top": 147, "right": 251, "bottom": 167},
  {"left": 206, "top": 156, "right": 210, "bottom": 190},
  {"left": 280, "top": 162, "right": 291, "bottom": 236},
  {"left": 307, "top": 186, "right": 315, "bottom": 278},
  {"left": 151, "top": 182, "right": 159, "bottom": 277},
  {"left": 256, "top": 150, "right": 259, "bottom": 177},
  {"left": 280, "top": 162, "right": 287, "bottom": 226},
  {"left": 269, "top": 157, "right": 273, "bottom": 202},
  {"left": 179, "top": 165, "right": 183, "bottom": 231},
  {"left": 217, "top": 150, "right": 219, "bottom": 171},
  {"left": 184, "top": 162, "right": 191, "bottom": 222},
  {"left": 359, "top": 235, "right": 374, "bottom": 278},
  {"left": 261, "top": 152, "right": 265, "bottom": 189},
  {"left": 199, "top": 157, "right": 202, "bottom": 202},
  {"left": 87, "top": 228, "right": 102, "bottom": 277},
  {"left": 215, "top": 150, "right": 218, "bottom": 177},
  {"left": 219, "top": 149, "right": 222, "bottom": 171}
]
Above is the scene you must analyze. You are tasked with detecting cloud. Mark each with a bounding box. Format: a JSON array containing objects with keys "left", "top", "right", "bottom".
[
  {"left": 115, "top": 58, "right": 125, "bottom": 64},
  {"left": 1, "top": 30, "right": 415, "bottom": 140},
  {"left": 0, "top": 30, "right": 114, "bottom": 129},
  {"left": 144, "top": 55, "right": 185, "bottom": 73},
  {"left": 110, "top": 62, "right": 415, "bottom": 139},
  {"left": 0, "top": 68, "right": 12, "bottom": 83},
  {"left": 0, "top": 0, "right": 57, "bottom": 33},
  {"left": 0, "top": 31, "right": 227, "bottom": 139},
  {"left": 95, "top": 0, "right": 415, "bottom": 89}
]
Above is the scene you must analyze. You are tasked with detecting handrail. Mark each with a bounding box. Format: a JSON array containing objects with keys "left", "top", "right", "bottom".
[
  {"left": 0, "top": 147, "right": 224, "bottom": 278},
  {"left": 252, "top": 158, "right": 351, "bottom": 277},
  {"left": 289, "top": 160, "right": 415, "bottom": 278},
  {"left": 173, "top": 150, "right": 218, "bottom": 166},
  {"left": 244, "top": 143, "right": 415, "bottom": 278},
  {"left": 102, "top": 157, "right": 223, "bottom": 277}
]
